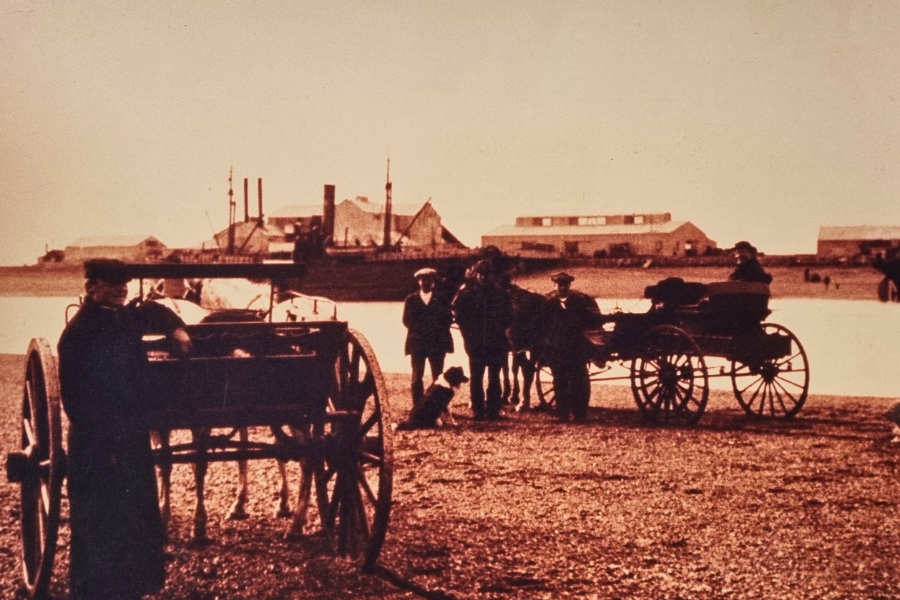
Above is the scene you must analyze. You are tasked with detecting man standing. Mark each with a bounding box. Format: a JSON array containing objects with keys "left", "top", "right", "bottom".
[
  {"left": 452, "top": 260, "right": 512, "bottom": 420},
  {"left": 542, "top": 272, "right": 603, "bottom": 422},
  {"left": 402, "top": 267, "right": 454, "bottom": 407},
  {"left": 728, "top": 241, "right": 772, "bottom": 284},
  {"left": 58, "top": 259, "right": 191, "bottom": 600}
]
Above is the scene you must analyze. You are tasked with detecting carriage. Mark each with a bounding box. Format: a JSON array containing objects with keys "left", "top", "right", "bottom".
[
  {"left": 5, "top": 263, "right": 393, "bottom": 600},
  {"left": 535, "top": 279, "right": 810, "bottom": 425}
]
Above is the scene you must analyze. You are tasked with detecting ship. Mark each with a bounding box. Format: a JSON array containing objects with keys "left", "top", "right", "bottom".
[{"left": 171, "top": 166, "right": 559, "bottom": 302}]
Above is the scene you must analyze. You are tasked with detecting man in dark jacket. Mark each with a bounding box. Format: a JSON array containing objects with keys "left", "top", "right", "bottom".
[
  {"left": 728, "top": 241, "right": 772, "bottom": 284},
  {"left": 58, "top": 259, "right": 191, "bottom": 600},
  {"left": 542, "top": 272, "right": 603, "bottom": 422},
  {"left": 452, "top": 260, "right": 512, "bottom": 420},
  {"left": 402, "top": 267, "right": 454, "bottom": 407}
]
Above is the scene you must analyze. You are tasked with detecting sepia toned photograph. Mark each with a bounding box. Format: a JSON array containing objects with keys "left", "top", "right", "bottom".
[{"left": 1, "top": 1, "right": 899, "bottom": 598}]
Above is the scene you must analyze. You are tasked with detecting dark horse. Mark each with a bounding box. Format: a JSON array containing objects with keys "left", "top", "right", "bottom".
[{"left": 503, "top": 283, "right": 546, "bottom": 412}]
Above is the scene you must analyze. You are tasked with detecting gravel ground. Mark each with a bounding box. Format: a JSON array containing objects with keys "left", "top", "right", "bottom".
[{"left": 2, "top": 353, "right": 899, "bottom": 600}]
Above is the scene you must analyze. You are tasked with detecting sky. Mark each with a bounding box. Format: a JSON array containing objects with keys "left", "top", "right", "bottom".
[{"left": 1, "top": 0, "right": 898, "bottom": 265}]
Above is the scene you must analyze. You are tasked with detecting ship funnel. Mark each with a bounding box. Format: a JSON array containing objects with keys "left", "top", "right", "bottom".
[
  {"left": 257, "top": 178, "right": 264, "bottom": 223},
  {"left": 323, "top": 184, "right": 335, "bottom": 244},
  {"left": 243, "top": 178, "right": 249, "bottom": 222}
]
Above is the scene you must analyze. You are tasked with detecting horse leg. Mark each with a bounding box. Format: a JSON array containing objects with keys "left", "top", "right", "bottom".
[
  {"left": 274, "top": 457, "right": 292, "bottom": 518},
  {"left": 511, "top": 352, "right": 522, "bottom": 405},
  {"left": 151, "top": 430, "right": 172, "bottom": 531},
  {"left": 285, "top": 426, "right": 312, "bottom": 539},
  {"left": 227, "top": 428, "right": 250, "bottom": 520},
  {"left": 514, "top": 352, "right": 533, "bottom": 412},
  {"left": 191, "top": 428, "right": 210, "bottom": 543},
  {"left": 501, "top": 357, "right": 511, "bottom": 403}
]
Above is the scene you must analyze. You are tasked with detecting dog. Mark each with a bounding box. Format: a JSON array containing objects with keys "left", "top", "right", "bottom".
[{"left": 397, "top": 366, "right": 469, "bottom": 430}]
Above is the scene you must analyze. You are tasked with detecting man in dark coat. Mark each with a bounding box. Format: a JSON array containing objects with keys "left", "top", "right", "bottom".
[
  {"left": 58, "top": 259, "right": 191, "bottom": 600},
  {"left": 452, "top": 260, "right": 512, "bottom": 420},
  {"left": 402, "top": 267, "right": 454, "bottom": 406},
  {"left": 728, "top": 241, "right": 773, "bottom": 284},
  {"left": 542, "top": 272, "right": 603, "bottom": 422}
]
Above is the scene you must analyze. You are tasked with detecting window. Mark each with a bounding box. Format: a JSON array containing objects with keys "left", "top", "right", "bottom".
[
  {"left": 542, "top": 217, "right": 552, "bottom": 227},
  {"left": 634, "top": 215, "right": 645, "bottom": 224},
  {"left": 624, "top": 215, "right": 634, "bottom": 225},
  {"left": 578, "top": 216, "right": 607, "bottom": 226}
]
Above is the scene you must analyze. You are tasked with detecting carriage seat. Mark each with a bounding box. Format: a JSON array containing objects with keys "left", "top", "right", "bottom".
[
  {"left": 644, "top": 278, "right": 708, "bottom": 308},
  {"left": 705, "top": 281, "right": 770, "bottom": 313}
]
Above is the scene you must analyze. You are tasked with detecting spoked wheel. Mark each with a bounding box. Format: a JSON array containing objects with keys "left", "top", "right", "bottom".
[
  {"left": 731, "top": 323, "right": 810, "bottom": 418},
  {"left": 314, "top": 328, "right": 393, "bottom": 570},
  {"left": 536, "top": 358, "right": 610, "bottom": 413},
  {"left": 5, "top": 339, "right": 65, "bottom": 600},
  {"left": 630, "top": 325, "right": 709, "bottom": 425}
]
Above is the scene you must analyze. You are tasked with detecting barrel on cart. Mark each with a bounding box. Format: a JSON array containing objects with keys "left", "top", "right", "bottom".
[
  {"left": 537, "top": 279, "right": 809, "bottom": 425},
  {"left": 6, "top": 263, "right": 393, "bottom": 600}
]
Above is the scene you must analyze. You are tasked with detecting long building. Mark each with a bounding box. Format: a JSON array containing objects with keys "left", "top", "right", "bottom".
[
  {"left": 817, "top": 225, "right": 900, "bottom": 259},
  {"left": 63, "top": 235, "right": 168, "bottom": 263},
  {"left": 482, "top": 212, "right": 716, "bottom": 258}
]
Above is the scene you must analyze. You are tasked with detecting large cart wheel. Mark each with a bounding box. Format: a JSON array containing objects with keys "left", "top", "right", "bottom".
[
  {"left": 630, "top": 325, "right": 709, "bottom": 425},
  {"left": 314, "top": 328, "right": 393, "bottom": 570},
  {"left": 731, "top": 323, "right": 810, "bottom": 418},
  {"left": 5, "top": 339, "right": 65, "bottom": 600},
  {"left": 535, "top": 358, "right": 609, "bottom": 413}
]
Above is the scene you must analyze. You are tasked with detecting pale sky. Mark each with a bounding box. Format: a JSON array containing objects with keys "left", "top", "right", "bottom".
[{"left": 1, "top": 0, "right": 898, "bottom": 265}]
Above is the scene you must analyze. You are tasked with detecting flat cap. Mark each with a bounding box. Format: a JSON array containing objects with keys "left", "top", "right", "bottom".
[
  {"left": 84, "top": 258, "right": 132, "bottom": 284},
  {"left": 550, "top": 271, "right": 575, "bottom": 284},
  {"left": 414, "top": 267, "right": 438, "bottom": 279},
  {"left": 730, "top": 241, "right": 757, "bottom": 254}
]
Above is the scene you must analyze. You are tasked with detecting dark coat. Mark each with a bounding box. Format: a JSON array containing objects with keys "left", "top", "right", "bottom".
[
  {"left": 58, "top": 299, "right": 185, "bottom": 600},
  {"left": 451, "top": 282, "right": 512, "bottom": 360},
  {"left": 541, "top": 290, "right": 603, "bottom": 364},
  {"left": 402, "top": 291, "right": 454, "bottom": 357},
  {"left": 729, "top": 258, "right": 773, "bottom": 284}
]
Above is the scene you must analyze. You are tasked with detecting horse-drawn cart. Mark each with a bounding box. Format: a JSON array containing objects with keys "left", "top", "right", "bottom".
[
  {"left": 537, "top": 279, "right": 809, "bottom": 425},
  {"left": 6, "top": 263, "right": 393, "bottom": 600}
]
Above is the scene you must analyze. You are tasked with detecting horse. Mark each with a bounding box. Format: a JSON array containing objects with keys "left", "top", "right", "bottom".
[
  {"left": 148, "top": 281, "right": 324, "bottom": 542},
  {"left": 504, "top": 284, "right": 546, "bottom": 412}
]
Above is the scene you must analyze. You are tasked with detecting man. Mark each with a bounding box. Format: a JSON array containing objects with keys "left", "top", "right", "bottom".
[
  {"left": 402, "top": 267, "right": 454, "bottom": 406},
  {"left": 542, "top": 272, "right": 603, "bottom": 422},
  {"left": 452, "top": 260, "right": 512, "bottom": 420},
  {"left": 58, "top": 259, "right": 191, "bottom": 600},
  {"left": 728, "top": 241, "right": 772, "bottom": 284}
]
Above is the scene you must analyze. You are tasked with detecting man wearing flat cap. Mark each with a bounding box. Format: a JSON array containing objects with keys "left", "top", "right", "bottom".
[
  {"left": 542, "top": 272, "right": 603, "bottom": 422},
  {"left": 58, "top": 259, "right": 191, "bottom": 600},
  {"left": 728, "top": 241, "right": 772, "bottom": 284},
  {"left": 452, "top": 259, "right": 512, "bottom": 420},
  {"left": 402, "top": 267, "right": 454, "bottom": 407}
]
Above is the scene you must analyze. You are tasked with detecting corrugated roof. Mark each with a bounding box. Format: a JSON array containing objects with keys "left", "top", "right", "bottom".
[
  {"left": 818, "top": 225, "right": 900, "bottom": 241},
  {"left": 68, "top": 235, "right": 161, "bottom": 248},
  {"left": 482, "top": 221, "right": 687, "bottom": 237}
]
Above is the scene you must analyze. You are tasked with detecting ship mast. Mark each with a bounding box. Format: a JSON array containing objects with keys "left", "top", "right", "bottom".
[
  {"left": 382, "top": 157, "right": 392, "bottom": 250},
  {"left": 227, "top": 166, "right": 236, "bottom": 255}
]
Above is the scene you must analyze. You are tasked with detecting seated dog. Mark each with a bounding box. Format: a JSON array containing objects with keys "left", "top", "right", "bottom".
[{"left": 397, "top": 366, "right": 469, "bottom": 430}]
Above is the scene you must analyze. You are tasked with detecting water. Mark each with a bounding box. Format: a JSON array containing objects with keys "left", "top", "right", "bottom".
[{"left": 0, "top": 297, "right": 897, "bottom": 399}]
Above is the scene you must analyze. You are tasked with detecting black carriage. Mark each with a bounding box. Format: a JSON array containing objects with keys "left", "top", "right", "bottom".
[
  {"left": 536, "top": 279, "right": 809, "bottom": 425},
  {"left": 6, "top": 263, "right": 393, "bottom": 600}
]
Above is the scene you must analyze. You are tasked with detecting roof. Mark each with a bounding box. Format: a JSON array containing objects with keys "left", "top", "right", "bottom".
[
  {"left": 482, "top": 221, "right": 689, "bottom": 237},
  {"left": 67, "top": 235, "right": 162, "bottom": 248},
  {"left": 339, "top": 198, "right": 428, "bottom": 217},
  {"left": 818, "top": 225, "right": 900, "bottom": 241}
]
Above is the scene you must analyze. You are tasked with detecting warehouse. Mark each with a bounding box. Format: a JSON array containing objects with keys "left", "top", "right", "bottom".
[
  {"left": 482, "top": 213, "right": 716, "bottom": 258},
  {"left": 63, "top": 235, "right": 167, "bottom": 263},
  {"left": 817, "top": 225, "right": 900, "bottom": 259}
]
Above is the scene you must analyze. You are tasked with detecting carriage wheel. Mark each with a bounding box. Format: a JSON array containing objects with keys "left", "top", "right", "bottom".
[
  {"left": 314, "top": 328, "right": 393, "bottom": 570},
  {"left": 534, "top": 359, "right": 556, "bottom": 412},
  {"left": 629, "top": 325, "right": 709, "bottom": 425},
  {"left": 731, "top": 323, "right": 809, "bottom": 418},
  {"left": 8, "top": 339, "right": 65, "bottom": 600}
]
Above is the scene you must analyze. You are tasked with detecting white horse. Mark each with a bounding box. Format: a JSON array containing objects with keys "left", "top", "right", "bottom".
[{"left": 149, "top": 279, "right": 334, "bottom": 542}]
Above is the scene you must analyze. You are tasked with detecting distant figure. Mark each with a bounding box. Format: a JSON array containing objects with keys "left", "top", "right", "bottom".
[
  {"left": 728, "top": 241, "right": 772, "bottom": 284},
  {"left": 541, "top": 272, "right": 603, "bottom": 422},
  {"left": 402, "top": 267, "right": 454, "bottom": 407},
  {"left": 823, "top": 275, "right": 831, "bottom": 290},
  {"left": 397, "top": 367, "right": 470, "bottom": 430},
  {"left": 452, "top": 260, "right": 512, "bottom": 421},
  {"left": 804, "top": 267, "right": 811, "bottom": 282}
]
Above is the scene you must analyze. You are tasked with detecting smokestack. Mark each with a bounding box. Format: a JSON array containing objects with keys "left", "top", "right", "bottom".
[
  {"left": 383, "top": 158, "right": 392, "bottom": 249},
  {"left": 323, "top": 184, "right": 335, "bottom": 243},
  {"left": 257, "top": 178, "right": 263, "bottom": 223},
  {"left": 243, "top": 178, "right": 249, "bottom": 223}
]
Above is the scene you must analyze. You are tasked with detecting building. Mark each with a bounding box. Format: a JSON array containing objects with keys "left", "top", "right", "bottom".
[
  {"left": 270, "top": 194, "right": 465, "bottom": 250},
  {"left": 482, "top": 212, "right": 716, "bottom": 258},
  {"left": 210, "top": 220, "right": 293, "bottom": 258},
  {"left": 63, "top": 235, "right": 167, "bottom": 263},
  {"left": 817, "top": 225, "right": 900, "bottom": 259}
]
